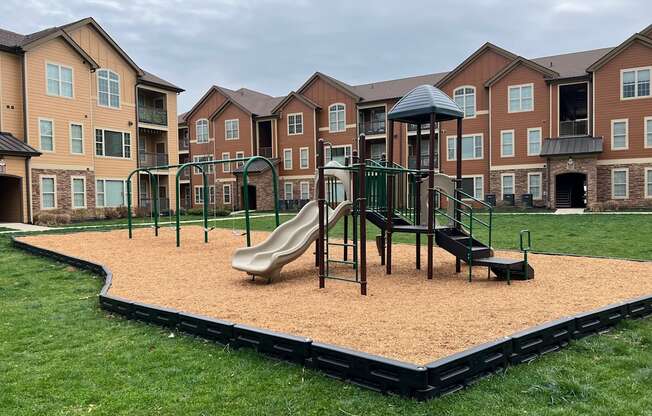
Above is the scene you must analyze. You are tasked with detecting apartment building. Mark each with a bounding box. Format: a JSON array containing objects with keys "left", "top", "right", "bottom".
[
  {"left": 182, "top": 24, "right": 652, "bottom": 211},
  {"left": 0, "top": 17, "right": 183, "bottom": 223}
]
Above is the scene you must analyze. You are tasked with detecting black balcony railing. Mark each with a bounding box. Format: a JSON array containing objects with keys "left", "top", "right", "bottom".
[
  {"left": 179, "top": 137, "right": 189, "bottom": 151},
  {"left": 408, "top": 123, "right": 431, "bottom": 132},
  {"left": 138, "top": 106, "right": 168, "bottom": 126},
  {"left": 139, "top": 197, "right": 170, "bottom": 213},
  {"left": 139, "top": 152, "right": 169, "bottom": 168},
  {"left": 358, "top": 120, "right": 386, "bottom": 135},
  {"left": 559, "top": 119, "right": 588, "bottom": 137},
  {"left": 408, "top": 154, "right": 438, "bottom": 170},
  {"left": 179, "top": 169, "right": 191, "bottom": 180},
  {"left": 259, "top": 147, "right": 273, "bottom": 158}
]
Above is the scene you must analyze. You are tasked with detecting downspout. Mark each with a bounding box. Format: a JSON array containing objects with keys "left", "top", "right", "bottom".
[
  {"left": 488, "top": 86, "right": 492, "bottom": 194},
  {"left": 135, "top": 83, "right": 141, "bottom": 209},
  {"left": 21, "top": 51, "right": 33, "bottom": 223}
]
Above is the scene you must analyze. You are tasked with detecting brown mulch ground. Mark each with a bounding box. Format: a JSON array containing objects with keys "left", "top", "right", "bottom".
[{"left": 19, "top": 227, "right": 652, "bottom": 364}]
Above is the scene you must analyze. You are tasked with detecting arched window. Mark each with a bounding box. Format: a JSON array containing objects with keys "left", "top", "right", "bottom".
[
  {"left": 329, "top": 103, "right": 346, "bottom": 132},
  {"left": 97, "top": 69, "right": 120, "bottom": 108},
  {"left": 196, "top": 119, "right": 209, "bottom": 143},
  {"left": 453, "top": 86, "right": 476, "bottom": 118}
]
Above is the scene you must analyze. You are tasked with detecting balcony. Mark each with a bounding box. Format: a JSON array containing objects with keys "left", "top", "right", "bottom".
[
  {"left": 179, "top": 134, "right": 189, "bottom": 152},
  {"left": 179, "top": 168, "right": 191, "bottom": 181},
  {"left": 259, "top": 147, "right": 273, "bottom": 158},
  {"left": 139, "top": 197, "right": 170, "bottom": 213},
  {"left": 559, "top": 119, "right": 588, "bottom": 137},
  {"left": 358, "top": 107, "right": 386, "bottom": 136},
  {"left": 407, "top": 123, "right": 432, "bottom": 132},
  {"left": 358, "top": 120, "right": 386, "bottom": 136},
  {"left": 139, "top": 152, "right": 169, "bottom": 168},
  {"left": 138, "top": 106, "right": 168, "bottom": 126},
  {"left": 408, "top": 154, "right": 437, "bottom": 170}
]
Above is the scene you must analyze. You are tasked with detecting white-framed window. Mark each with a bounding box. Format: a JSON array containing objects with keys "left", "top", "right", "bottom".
[
  {"left": 283, "top": 148, "right": 293, "bottom": 170},
  {"left": 222, "top": 152, "right": 230, "bottom": 173},
  {"left": 193, "top": 185, "right": 204, "bottom": 204},
  {"left": 97, "top": 69, "right": 120, "bottom": 108},
  {"left": 528, "top": 172, "right": 543, "bottom": 200},
  {"left": 70, "top": 123, "right": 84, "bottom": 154},
  {"left": 611, "top": 119, "right": 628, "bottom": 150},
  {"left": 645, "top": 117, "right": 652, "bottom": 149},
  {"left": 621, "top": 67, "right": 651, "bottom": 99},
  {"left": 453, "top": 86, "right": 476, "bottom": 118},
  {"left": 235, "top": 151, "right": 245, "bottom": 168},
  {"left": 39, "top": 118, "right": 54, "bottom": 152},
  {"left": 288, "top": 113, "right": 304, "bottom": 135},
  {"left": 300, "top": 181, "right": 310, "bottom": 200},
  {"left": 645, "top": 168, "right": 652, "bottom": 199},
  {"left": 501, "top": 173, "right": 515, "bottom": 199},
  {"left": 508, "top": 84, "right": 534, "bottom": 113},
  {"left": 193, "top": 155, "right": 214, "bottom": 174},
  {"left": 446, "top": 134, "right": 483, "bottom": 161},
  {"left": 500, "top": 130, "right": 515, "bottom": 158},
  {"left": 299, "top": 147, "right": 309, "bottom": 169},
  {"left": 223, "top": 184, "right": 232, "bottom": 205},
  {"left": 527, "top": 127, "right": 542, "bottom": 156},
  {"left": 325, "top": 145, "right": 352, "bottom": 165},
  {"left": 96, "top": 179, "right": 126, "bottom": 207},
  {"left": 612, "top": 168, "right": 629, "bottom": 199},
  {"left": 284, "top": 182, "right": 293, "bottom": 201},
  {"left": 225, "top": 119, "right": 239, "bottom": 140},
  {"left": 71, "top": 176, "right": 86, "bottom": 208},
  {"left": 196, "top": 119, "right": 209, "bottom": 143},
  {"left": 95, "top": 129, "right": 131, "bottom": 158},
  {"left": 460, "top": 176, "right": 484, "bottom": 200},
  {"left": 329, "top": 103, "right": 346, "bottom": 132},
  {"left": 46, "top": 63, "right": 73, "bottom": 98},
  {"left": 208, "top": 185, "right": 216, "bottom": 205},
  {"left": 40, "top": 175, "right": 57, "bottom": 209}
]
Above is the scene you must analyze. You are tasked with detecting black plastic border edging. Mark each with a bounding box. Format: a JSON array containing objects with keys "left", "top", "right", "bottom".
[{"left": 11, "top": 237, "right": 652, "bottom": 401}]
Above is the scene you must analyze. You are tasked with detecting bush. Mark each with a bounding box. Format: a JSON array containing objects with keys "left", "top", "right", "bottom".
[
  {"left": 103, "top": 208, "right": 122, "bottom": 219},
  {"left": 186, "top": 207, "right": 205, "bottom": 216},
  {"left": 34, "top": 211, "right": 71, "bottom": 226},
  {"left": 70, "top": 209, "right": 96, "bottom": 222},
  {"left": 215, "top": 208, "right": 231, "bottom": 217}
]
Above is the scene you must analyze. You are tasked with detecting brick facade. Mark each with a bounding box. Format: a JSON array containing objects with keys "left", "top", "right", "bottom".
[
  {"left": 548, "top": 157, "right": 598, "bottom": 209},
  {"left": 489, "top": 167, "right": 547, "bottom": 207},
  {"left": 233, "top": 169, "right": 278, "bottom": 211},
  {"left": 596, "top": 163, "right": 652, "bottom": 208},
  {"left": 31, "top": 168, "right": 96, "bottom": 214}
]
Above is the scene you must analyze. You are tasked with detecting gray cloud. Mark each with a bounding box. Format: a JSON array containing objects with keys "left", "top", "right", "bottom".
[{"left": 1, "top": 0, "right": 650, "bottom": 111}]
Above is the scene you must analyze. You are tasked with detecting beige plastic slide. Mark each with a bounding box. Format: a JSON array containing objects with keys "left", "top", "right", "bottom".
[
  {"left": 232, "top": 200, "right": 352, "bottom": 280},
  {"left": 419, "top": 172, "right": 456, "bottom": 228}
]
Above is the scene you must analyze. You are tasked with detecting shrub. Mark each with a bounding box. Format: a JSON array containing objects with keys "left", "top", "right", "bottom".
[
  {"left": 215, "top": 208, "right": 231, "bottom": 217},
  {"left": 70, "top": 208, "right": 96, "bottom": 222},
  {"left": 34, "top": 211, "right": 71, "bottom": 226},
  {"left": 94, "top": 208, "right": 107, "bottom": 220},
  {"left": 115, "top": 206, "right": 129, "bottom": 218},
  {"left": 103, "top": 208, "right": 122, "bottom": 219},
  {"left": 186, "top": 207, "right": 205, "bottom": 216}
]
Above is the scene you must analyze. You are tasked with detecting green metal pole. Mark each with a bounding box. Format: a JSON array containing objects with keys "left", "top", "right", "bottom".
[
  {"left": 203, "top": 169, "right": 208, "bottom": 243},
  {"left": 175, "top": 166, "right": 184, "bottom": 247},
  {"left": 152, "top": 174, "right": 159, "bottom": 237},
  {"left": 243, "top": 163, "right": 251, "bottom": 247},
  {"left": 127, "top": 179, "right": 133, "bottom": 239}
]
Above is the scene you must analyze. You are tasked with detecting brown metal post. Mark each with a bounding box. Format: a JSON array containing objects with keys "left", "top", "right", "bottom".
[
  {"left": 415, "top": 122, "right": 422, "bottom": 270},
  {"left": 427, "top": 113, "right": 436, "bottom": 279},
  {"left": 455, "top": 118, "right": 463, "bottom": 273},
  {"left": 358, "top": 134, "right": 367, "bottom": 295},
  {"left": 386, "top": 120, "right": 394, "bottom": 275},
  {"left": 317, "top": 138, "right": 326, "bottom": 289},
  {"left": 379, "top": 153, "right": 386, "bottom": 265}
]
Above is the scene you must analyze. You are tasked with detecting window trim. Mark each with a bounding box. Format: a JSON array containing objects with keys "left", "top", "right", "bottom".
[
  {"left": 70, "top": 176, "right": 87, "bottom": 208},
  {"left": 645, "top": 167, "right": 652, "bottom": 199},
  {"left": 97, "top": 68, "right": 121, "bottom": 109},
  {"left": 193, "top": 185, "right": 204, "bottom": 205},
  {"left": 453, "top": 85, "right": 477, "bottom": 119},
  {"left": 610, "top": 119, "right": 629, "bottom": 151},
  {"left": 527, "top": 172, "right": 543, "bottom": 200},
  {"left": 196, "top": 118, "right": 209, "bottom": 143},
  {"left": 192, "top": 155, "right": 214, "bottom": 175},
  {"left": 460, "top": 175, "right": 484, "bottom": 200},
  {"left": 222, "top": 152, "right": 230, "bottom": 173},
  {"left": 644, "top": 116, "right": 652, "bottom": 149},
  {"left": 69, "top": 122, "right": 84, "bottom": 155},
  {"left": 223, "top": 184, "right": 232, "bottom": 205},
  {"left": 287, "top": 112, "right": 304, "bottom": 135},
  {"left": 283, "top": 148, "right": 293, "bottom": 170},
  {"left": 300, "top": 181, "right": 310, "bottom": 200},
  {"left": 500, "top": 129, "right": 515, "bottom": 158},
  {"left": 620, "top": 66, "right": 652, "bottom": 101},
  {"left": 446, "top": 134, "right": 484, "bottom": 161},
  {"left": 95, "top": 178, "right": 127, "bottom": 208},
  {"left": 208, "top": 185, "right": 216, "bottom": 205},
  {"left": 328, "top": 103, "right": 346, "bottom": 133},
  {"left": 39, "top": 175, "right": 57, "bottom": 210},
  {"left": 284, "top": 181, "right": 294, "bottom": 201},
  {"left": 325, "top": 144, "right": 352, "bottom": 164},
  {"left": 235, "top": 151, "right": 245, "bottom": 168},
  {"left": 225, "top": 119, "right": 240, "bottom": 140},
  {"left": 508, "top": 83, "right": 534, "bottom": 113},
  {"left": 299, "top": 147, "right": 309, "bottom": 169},
  {"left": 95, "top": 128, "right": 132, "bottom": 159},
  {"left": 611, "top": 168, "right": 629, "bottom": 199},
  {"left": 45, "top": 61, "right": 74, "bottom": 99},
  {"left": 38, "top": 117, "right": 55, "bottom": 152},
  {"left": 500, "top": 173, "right": 515, "bottom": 200},
  {"left": 527, "top": 127, "right": 542, "bottom": 156}
]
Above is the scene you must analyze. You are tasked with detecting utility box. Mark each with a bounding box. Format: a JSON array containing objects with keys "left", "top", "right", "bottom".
[
  {"left": 485, "top": 194, "right": 496, "bottom": 207},
  {"left": 504, "top": 194, "right": 515, "bottom": 206},
  {"left": 522, "top": 193, "right": 533, "bottom": 208}
]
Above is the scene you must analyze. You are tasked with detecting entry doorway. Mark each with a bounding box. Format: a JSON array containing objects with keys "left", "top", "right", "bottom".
[
  {"left": 241, "top": 185, "right": 257, "bottom": 210},
  {"left": 0, "top": 175, "right": 23, "bottom": 222},
  {"left": 555, "top": 173, "right": 587, "bottom": 208}
]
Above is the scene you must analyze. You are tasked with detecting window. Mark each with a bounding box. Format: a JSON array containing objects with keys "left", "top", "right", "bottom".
[
  {"left": 611, "top": 119, "right": 628, "bottom": 150},
  {"left": 95, "top": 129, "right": 131, "bottom": 158},
  {"left": 622, "top": 68, "right": 650, "bottom": 99},
  {"left": 71, "top": 177, "right": 86, "bottom": 208},
  {"left": 645, "top": 117, "right": 652, "bottom": 148},
  {"left": 612, "top": 169, "right": 628, "bottom": 199},
  {"left": 196, "top": 119, "right": 209, "bottom": 143},
  {"left": 39, "top": 119, "right": 54, "bottom": 151},
  {"left": 288, "top": 113, "right": 303, "bottom": 135},
  {"left": 528, "top": 173, "right": 542, "bottom": 200},
  {"left": 70, "top": 123, "right": 83, "bottom": 154},
  {"left": 223, "top": 184, "right": 231, "bottom": 204},
  {"left": 508, "top": 84, "right": 533, "bottom": 112},
  {"left": 299, "top": 147, "right": 309, "bottom": 169},
  {"left": 235, "top": 151, "right": 245, "bottom": 168},
  {"left": 225, "top": 119, "right": 239, "bottom": 140},
  {"left": 97, "top": 69, "right": 120, "bottom": 108},
  {"left": 527, "top": 128, "right": 542, "bottom": 156},
  {"left": 194, "top": 186, "right": 204, "bottom": 204},
  {"left": 208, "top": 185, "right": 216, "bottom": 205},
  {"left": 646, "top": 168, "right": 652, "bottom": 198},
  {"left": 193, "top": 155, "right": 214, "bottom": 174},
  {"left": 501, "top": 174, "right": 515, "bottom": 199},
  {"left": 96, "top": 179, "right": 125, "bottom": 207},
  {"left": 222, "top": 152, "right": 230, "bottom": 173},
  {"left": 447, "top": 135, "right": 483, "bottom": 160},
  {"left": 40, "top": 176, "right": 56, "bottom": 209},
  {"left": 283, "top": 148, "right": 293, "bottom": 170},
  {"left": 461, "top": 176, "right": 483, "bottom": 200},
  {"left": 325, "top": 145, "right": 352, "bottom": 165},
  {"left": 500, "top": 130, "right": 514, "bottom": 157},
  {"left": 453, "top": 86, "right": 476, "bottom": 118},
  {"left": 300, "top": 181, "right": 310, "bottom": 200},
  {"left": 284, "top": 182, "right": 293, "bottom": 201},
  {"left": 329, "top": 104, "right": 345, "bottom": 132},
  {"left": 46, "top": 63, "right": 73, "bottom": 98}
]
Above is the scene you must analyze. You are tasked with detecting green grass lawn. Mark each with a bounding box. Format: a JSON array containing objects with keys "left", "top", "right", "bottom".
[
  {"left": 0, "top": 226, "right": 15, "bottom": 232},
  {"left": 2, "top": 214, "right": 652, "bottom": 415}
]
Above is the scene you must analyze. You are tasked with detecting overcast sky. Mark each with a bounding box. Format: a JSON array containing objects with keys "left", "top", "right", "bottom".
[{"left": 2, "top": 0, "right": 651, "bottom": 112}]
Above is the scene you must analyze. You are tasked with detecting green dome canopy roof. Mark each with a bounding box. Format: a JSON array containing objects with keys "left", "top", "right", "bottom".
[{"left": 387, "top": 84, "right": 464, "bottom": 124}]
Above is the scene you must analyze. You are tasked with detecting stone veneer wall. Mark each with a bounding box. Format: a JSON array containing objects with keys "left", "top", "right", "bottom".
[
  {"left": 31, "top": 168, "right": 96, "bottom": 214},
  {"left": 489, "top": 168, "right": 548, "bottom": 207},
  {"left": 548, "top": 157, "right": 598, "bottom": 209},
  {"left": 596, "top": 163, "right": 652, "bottom": 209},
  {"left": 232, "top": 168, "right": 277, "bottom": 211}
]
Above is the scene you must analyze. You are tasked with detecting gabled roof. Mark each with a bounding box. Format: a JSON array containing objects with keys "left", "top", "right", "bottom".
[
  {"left": 232, "top": 158, "right": 279, "bottom": 174},
  {"left": 139, "top": 70, "right": 184, "bottom": 93},
  {"left": 223, "top": 88, "right": 284, "bottom": 116},
  {"left": 270, "top": 91, "right": 321, "bottom": 114},
  {"left": 587, "top": 33, "right": 652, "bottom": 72},
  {"left": 183, "top": 85, "right": 234, "bottom": 121},
  {"left": 641, "top": 24, "right": 652, "bottom": 38},
  {"left": 0, "top": 132, "right": 41, "bottom": 157},
  {"left": 209, "top": 97, "right": 251, "bottom": 120},
  {"left": 351, "top": 71, "right": 448, "bottom": 102},
  {"left": 530, "top": 47, "right": 613, "bottom": 80},
  {"left": 435, "top": 42, "right": 518, "bottom": 88},
  {"left": 296, "top": 71, "right": 361, "bottom": 101},
  {"left": 484, "top": 56, "right": 559, "bottom": 87},
  {"left": 388, "top": 84, "right": 463, "bottom": 124}
]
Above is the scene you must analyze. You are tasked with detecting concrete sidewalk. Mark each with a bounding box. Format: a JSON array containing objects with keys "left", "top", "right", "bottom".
[{"left": 0, "top": 223, "right": 50, "bottom": 232}]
